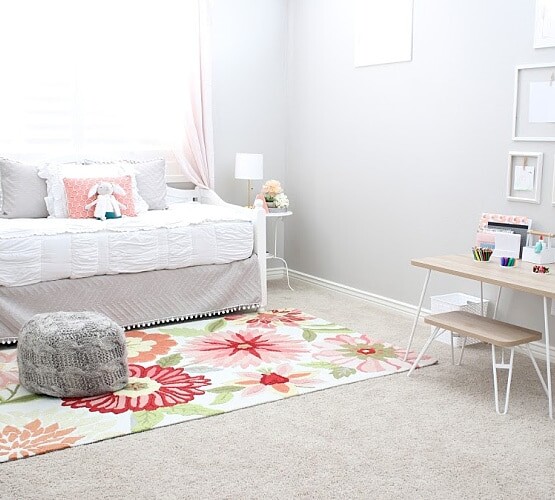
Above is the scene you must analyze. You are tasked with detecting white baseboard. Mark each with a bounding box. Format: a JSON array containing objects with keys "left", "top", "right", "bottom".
[
  {"left": 288, "top": 269, "right": 432, "bottom": 317},
  {"left": 270, "top": 267, "right": 555, "bottom": 363}
]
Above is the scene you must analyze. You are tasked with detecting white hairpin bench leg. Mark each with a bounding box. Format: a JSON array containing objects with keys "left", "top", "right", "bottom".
[
  {"left": 404, "top": 269, "right": 431, "bottom": 362},
  {"left": 408, "top": 326, "right": 441, "bottom": 377},
  {"left": 491, "top": 345, "right": 515, "bottom": 415}
]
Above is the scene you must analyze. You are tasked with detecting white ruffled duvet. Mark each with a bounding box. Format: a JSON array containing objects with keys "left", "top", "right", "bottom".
[{"left": 0, "top": 203, "right": 255, "bottom": 287}]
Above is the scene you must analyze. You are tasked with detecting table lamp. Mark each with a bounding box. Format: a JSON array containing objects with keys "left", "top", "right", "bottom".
[{"left": 235, "top": 153, "right": 263, "bottom": 207}]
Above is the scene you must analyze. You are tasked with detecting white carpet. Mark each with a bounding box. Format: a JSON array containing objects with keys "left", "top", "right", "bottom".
[{"left": 1, "top": 279, "right": 554, "bottom": 499}]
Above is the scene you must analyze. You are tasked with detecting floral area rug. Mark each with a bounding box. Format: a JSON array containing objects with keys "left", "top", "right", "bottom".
[{"left": 0, "top": 309, "right": 436, "bottom": 462}]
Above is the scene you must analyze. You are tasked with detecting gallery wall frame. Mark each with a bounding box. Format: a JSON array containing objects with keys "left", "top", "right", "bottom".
[
  {"left": 507, "top": 151, "right": 543, "bottom": 204},
  {"left": 534, "top": 0, "right": 555, "bottom": 48},
  {"left": 513, "top": 63, "right": 555, "bottom": 141}
]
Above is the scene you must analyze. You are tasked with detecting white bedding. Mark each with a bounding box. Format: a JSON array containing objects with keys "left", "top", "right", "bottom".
[{"left": 0, "top": 203, "right": 255, "bottom": 287}]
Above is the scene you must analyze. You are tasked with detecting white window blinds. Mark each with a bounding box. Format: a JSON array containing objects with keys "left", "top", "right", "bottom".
[{"left": 0, "top": 1, "right": 194, "bottom": 171}]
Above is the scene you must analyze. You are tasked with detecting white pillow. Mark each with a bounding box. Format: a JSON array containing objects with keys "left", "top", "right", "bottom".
[{"left": 38, "top": 163, "right": 148, "bottom": 218}]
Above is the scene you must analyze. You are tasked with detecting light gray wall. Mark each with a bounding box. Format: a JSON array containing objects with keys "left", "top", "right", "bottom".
[
  {"left": 285, "top": 0, "right": 555, "bottom": 343},
  {"left": 211, "top": 0, "right": 288, "bottom": 207}
]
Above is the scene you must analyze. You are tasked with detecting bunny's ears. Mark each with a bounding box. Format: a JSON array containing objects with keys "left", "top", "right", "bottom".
[{"left": 88, "top": 183, "right": 100, "bottom": 198}]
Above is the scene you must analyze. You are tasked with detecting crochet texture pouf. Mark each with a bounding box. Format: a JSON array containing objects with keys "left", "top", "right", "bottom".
[{"left": 17, "top": 311, "right": 129, "bottom": 398}]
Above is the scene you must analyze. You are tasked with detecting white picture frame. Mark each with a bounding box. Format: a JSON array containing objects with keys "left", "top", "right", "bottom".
[
  {"left": 354, "top": 0, "right": 414, "bottom": 68},
  {"left": 534, "top": 0, "right": 555, "bottom": 48},
  {"left": 513, "top": 63, "right": 555, "bottom": 141},
  {"left": 507, "top": 152, "right": 543, "bottom": 204}
]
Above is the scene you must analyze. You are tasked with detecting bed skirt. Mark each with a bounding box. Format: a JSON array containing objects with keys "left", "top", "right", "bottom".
[{"left": 0, "top": 255, "right": 261, "bottom": 344}]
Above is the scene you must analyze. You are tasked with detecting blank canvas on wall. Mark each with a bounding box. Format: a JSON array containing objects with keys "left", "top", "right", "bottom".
[
  {"left": 535, "top": 0, "right": 555, "bottom": 48},
  {"left": 354, "top": 0, "right": 414, "bottom": 68}
]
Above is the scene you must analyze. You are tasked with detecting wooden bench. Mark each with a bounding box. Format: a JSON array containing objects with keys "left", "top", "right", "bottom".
[{"left": 407, "top": 311, "right": 547, "bottom": 415}]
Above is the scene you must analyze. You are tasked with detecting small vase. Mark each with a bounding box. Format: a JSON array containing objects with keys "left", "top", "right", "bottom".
[{"left": 266, "top": 201, "right": 276, "bottom": 208}]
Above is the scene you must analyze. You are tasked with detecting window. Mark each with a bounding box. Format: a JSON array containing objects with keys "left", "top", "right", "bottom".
[{"left": 0, "top": 1, "right": 199, "bottom": 180}]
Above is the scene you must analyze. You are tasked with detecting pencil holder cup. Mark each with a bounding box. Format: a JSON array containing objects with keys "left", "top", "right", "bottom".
[
  {"left": 499, "top": 257, "right": 516, "bottom": 267},
  {"left": 472, "top": 247, "right": 492, "bottom": 262}
]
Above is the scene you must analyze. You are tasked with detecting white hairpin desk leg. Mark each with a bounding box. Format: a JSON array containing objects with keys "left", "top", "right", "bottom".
[
  {"left": 543, "top": 297, "right": 553, "bottom": 419},
  {"left": 404, "top": 269, "right": 431, "bottom": 362}
]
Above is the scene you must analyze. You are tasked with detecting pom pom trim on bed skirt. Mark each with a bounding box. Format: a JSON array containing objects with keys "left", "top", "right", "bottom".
[{"left": 0, "top": 302, "right": 261, "bottom": 345}]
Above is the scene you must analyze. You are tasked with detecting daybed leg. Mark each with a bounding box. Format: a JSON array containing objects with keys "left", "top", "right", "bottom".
[
  {"left": 257, "top": 306, "right": 266, "bottom": 313},
  {"left": 408, "top": 326, "right": 441, "bottom": 377},
  {"left": 491, "top": 345, "right": 515, "bottom": 415}
]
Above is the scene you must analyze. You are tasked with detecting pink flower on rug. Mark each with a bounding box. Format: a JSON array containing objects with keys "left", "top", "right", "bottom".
[
  {"left": 181, "top": 329, "right": 308, "bottom": 368},
  {"left": 61, "top": 364, "right": 210, "bottom": 414},
  {"left": 125, "top": 331, "right": 177, "bottom": 363},
  {"left": 0, "top": 419, "right": 82, "bottom": 461},
  {"left": 234, "top": 364, "right": 323, "bottom": 397},
  {"left": 314, "top": 334, "right": 409, "bottom": 373},
  {"left": 225, "top": 309, "right": 315, "bottom": 328},
  {"left": 0, "top": 350, "right": 19, "bottom": 389}
]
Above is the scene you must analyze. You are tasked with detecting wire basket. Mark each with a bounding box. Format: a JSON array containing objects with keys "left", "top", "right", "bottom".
[{"left": 431, "top": 293, "right": 489, "bottom": 347}]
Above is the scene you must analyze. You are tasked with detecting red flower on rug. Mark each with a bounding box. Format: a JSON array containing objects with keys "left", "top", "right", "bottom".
[
  {"left": 225, "top": 309, "right": 315, "bottom": 328},
  {"left": 0, "top": 350, "right": 19, "bottom": 389},
  {"left": 182, "top": 329, "right": 308, "bottom": 368},
  {"left": 125, "top": 331, "right": 177, "bottom": 363},
  {"left": 234, "top": 364, "right": 323, "bottom": 396},
  {"left": 61, "top": 364, "right": 210, "bottom": 414},
  {"left": 0, "top": 419, "right": 82, "bottom": 460},
  {"left": 314, "top": 334, "right": 409, "bottom": 372}
]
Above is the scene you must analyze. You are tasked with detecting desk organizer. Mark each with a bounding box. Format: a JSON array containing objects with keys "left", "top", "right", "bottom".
[{"left": 522, "top": 230, "right": 555, "bottom": 265}]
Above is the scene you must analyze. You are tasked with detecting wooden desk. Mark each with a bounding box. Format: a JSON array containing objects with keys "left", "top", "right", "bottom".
[{"left": 406, "top": 254, "right": 553, "bottom": 418}]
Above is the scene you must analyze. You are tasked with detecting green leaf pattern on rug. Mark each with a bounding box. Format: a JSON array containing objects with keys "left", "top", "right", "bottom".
[
  {"left": 159, "top": 327, "right": 207, "bottom": 337},
  {"left": 207, "top": 385, "right": 243, "bottom": 405},
  {"left": 132, "top": 409, "right": 165, "bottom": 433},
  {"left": 204, "top": 318, "right": 227, "bottom": 332},
  {"left": 301, "top": 324, "right": 353, "bottom": 342},
  {"left": 132, "top": 404, "right": 223, "bottom": 432},
  {"left": 301, "top": 361, "right": 357, "bottom": 379},
  {"left": 161, "top": 403, "right": 223, "bottom": 417},
  {"left": 0, "top": 385, "right": 41, "bottom": 405},
  {"left": 157, "top": 353, "right": 183, "bottom": 367}
]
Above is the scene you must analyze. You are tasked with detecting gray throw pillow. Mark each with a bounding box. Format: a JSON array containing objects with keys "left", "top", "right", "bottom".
[
  {"left": 85, "top": 158, "right": 167, "bottom": 210},
  {"left": 0, "top": 158, "right": 48, "bottom": 218}
]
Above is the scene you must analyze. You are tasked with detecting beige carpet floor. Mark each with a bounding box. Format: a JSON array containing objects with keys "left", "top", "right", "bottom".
[{"left": 1, "top": 278, "right": 555, "bottom": 499}]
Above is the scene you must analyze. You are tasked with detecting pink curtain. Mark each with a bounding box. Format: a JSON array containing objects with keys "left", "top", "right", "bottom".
[{"left": 173, "top": 0, "right": 215, "bottom": 189}]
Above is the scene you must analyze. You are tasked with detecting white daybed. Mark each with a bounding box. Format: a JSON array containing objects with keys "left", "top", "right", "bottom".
[{"left": 0, "top": 187, "right": 267, "bottom": 344}]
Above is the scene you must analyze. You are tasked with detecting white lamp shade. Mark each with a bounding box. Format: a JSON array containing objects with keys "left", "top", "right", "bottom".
[{"left": 235, "top": 153, "right": 263, "bottom": 180}]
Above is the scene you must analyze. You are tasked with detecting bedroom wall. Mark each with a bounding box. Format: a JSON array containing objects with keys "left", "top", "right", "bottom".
[
  {"left": 285, "top": 0, "right": 555, "bottom": 344},
  {"left": 210, "top": 0, "right": 288, "bottom": 207}
]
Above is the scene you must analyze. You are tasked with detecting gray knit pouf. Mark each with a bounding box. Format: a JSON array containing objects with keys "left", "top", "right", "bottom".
[{"left": 17, "top": 311, "right": 129, "bottom": 398}]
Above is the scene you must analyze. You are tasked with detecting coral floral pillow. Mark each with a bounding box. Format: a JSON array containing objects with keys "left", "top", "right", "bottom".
[{"left": 63, "top": 175, "right": 137, "bottom": 219}]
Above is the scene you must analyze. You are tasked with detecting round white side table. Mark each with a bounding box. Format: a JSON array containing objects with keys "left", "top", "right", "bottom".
[{"left": 266, "top": 210, "right": 293, "bottom": 290}]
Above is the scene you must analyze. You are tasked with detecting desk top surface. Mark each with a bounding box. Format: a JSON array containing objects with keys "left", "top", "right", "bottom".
[{"left": 412, "top": 254, "right": 555, "bottom": 299}]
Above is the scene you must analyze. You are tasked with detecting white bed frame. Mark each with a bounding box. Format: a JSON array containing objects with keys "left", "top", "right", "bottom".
[{"left": 152, "top": 186, "right": 266, "bottom": 308}]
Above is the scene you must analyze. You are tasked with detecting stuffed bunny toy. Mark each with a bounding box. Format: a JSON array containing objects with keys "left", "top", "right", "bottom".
[{"left": 85, "top": 181, "right": 127, "bottom": 220}]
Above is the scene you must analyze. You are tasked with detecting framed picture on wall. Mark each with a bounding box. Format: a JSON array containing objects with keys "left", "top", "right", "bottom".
[
  {"left": 507, "top": 151, "right": 543, "bottom": 204},
  {"left": 534, "top": 0, "right": 555, "bottom": 48},
  {"left": 513, "top": 63, "right": 555, "bottom": 141}
]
